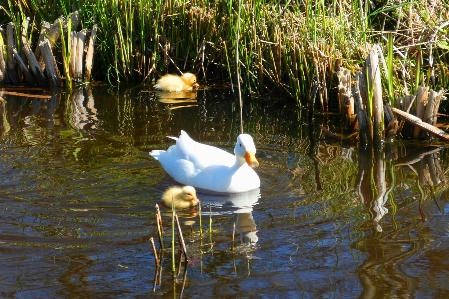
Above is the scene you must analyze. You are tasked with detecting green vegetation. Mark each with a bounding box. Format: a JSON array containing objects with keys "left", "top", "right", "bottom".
[{"left": 1, "top": 0, "right": 449, "bottom": 106}]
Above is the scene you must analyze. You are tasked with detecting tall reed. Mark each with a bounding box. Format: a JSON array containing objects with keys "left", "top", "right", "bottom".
[{"left": 60, "top": 18, "right": 72, "bottom": 89}]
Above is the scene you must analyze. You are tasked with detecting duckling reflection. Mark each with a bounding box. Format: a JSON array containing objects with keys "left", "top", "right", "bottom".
[
  {"left": 199, "top": 188, "right": 260, "bottom": 245},
  {"left": 156, "top": 91, "right": 198, "bottom": 102},
  {"left": 155, "top": 91, "right": 198, "bottom": 113}
]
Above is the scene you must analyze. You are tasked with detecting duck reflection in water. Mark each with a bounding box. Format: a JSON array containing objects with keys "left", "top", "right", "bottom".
[
  {"left": 200, "top": 188, "right": 260, "bottom": 245},
  {"left": 236, "top": 212, "right": 258, "bottom": 245}
]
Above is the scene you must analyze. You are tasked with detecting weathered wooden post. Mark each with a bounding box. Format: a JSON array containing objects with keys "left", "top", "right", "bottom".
[
  {"left": 364, "top": 45, "right": 384, "bottom": 143},
  {"left": 0, "top": 29, "right": 6, "bottom": 82},
  {"left": 85, "top": 25, "right": 98, "bottom": 82},
  {"left": 6, "top": 23, "right": 18, "bottom": 83},
  {"left": 21, "top": 18, "right": 46, "bottom": 85},
  {"left": 39, "top": 39, "right": 61, "bottom": 87}
]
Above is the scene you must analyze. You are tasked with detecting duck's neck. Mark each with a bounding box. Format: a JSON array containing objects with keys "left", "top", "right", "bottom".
[{"left": 234, "top": 155, "right": 247, "bottom": 168}]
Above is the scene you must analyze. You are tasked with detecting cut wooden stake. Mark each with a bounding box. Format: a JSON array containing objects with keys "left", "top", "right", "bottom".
[
  {"left": 365, "top": 45, "right": 384, "bottom": 142},
  {"left": 397, "top": 95, "right": 415, "bottom": 138},
  {"left": 75, "top": 30, "right": 87, "bottom": 81},
  {"left": 0, "top": 29, "right": 6, "bottom": 82},
  {"left": 413, "top": 86, "right": 429, "bottom": 137},
  {"left": 69, "top": 11, "right": 81, "bottom": 31},
  {"left": 34, "top": 21, "right": 50, "bottom": 62},
  {"left": 39, "top": 39, "right": 61, "bottom": 87},
  {"left": 21, "top": 21, "right": 46, "bottom": 85},
  {"left": 6, "top": 23, "right": 18, "bottom": 83},
  {"left": 85, "top": 25, "right": 98, "bottom": 82},
  {"left": 12, "top": 48, "right": 34, "bottom": 84},
  {"left": 353, "top": 72, "right": 369, "bottom": 145},
  {"left": 47, "top": 17, "right": 64, "bottom": 47},
  {"left": 70, "top": 31, "right": 77, "bottom": 79},
  {"left": 337, "top": 67, "right": 354, "bottom": 128}
]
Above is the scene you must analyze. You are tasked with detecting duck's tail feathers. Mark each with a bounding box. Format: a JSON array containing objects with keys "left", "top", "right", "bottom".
[
  {"left": 167, "top": 136, "right": 178, "bottom": 141},
  {"left": 149, "top": 150, "right": 163, "bottom": 160}
]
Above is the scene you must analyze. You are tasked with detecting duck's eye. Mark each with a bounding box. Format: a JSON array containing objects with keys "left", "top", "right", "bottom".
[{"left": 239, "top": 143, "right": 242, "bottom": 147}]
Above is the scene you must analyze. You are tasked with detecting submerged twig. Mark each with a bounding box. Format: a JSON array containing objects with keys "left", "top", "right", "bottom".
[
  {"left": 232, "top": 222, "right": 235, "bottom": 252},
  {"left": 171, "top": 197, "right": 175, "bottom": 278},
  {"left": 179, "top": 266, "right": 188, "bottom": 299},
  {"left": 175, "top": 214, "right": 189, "bottom": 264},
  {"left": 149, "top": 237, "right": 159, "bottom": 267},
  {"left": 155, "top": 204, "right": 164, "bottom": 249}
]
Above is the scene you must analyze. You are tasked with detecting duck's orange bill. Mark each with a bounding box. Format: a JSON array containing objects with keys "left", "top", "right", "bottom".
[{"left": 245, "top": 151, "right": 259, "bottom": 168}]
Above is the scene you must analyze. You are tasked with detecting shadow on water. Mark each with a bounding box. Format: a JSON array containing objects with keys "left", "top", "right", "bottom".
[{"left": 1, "top": 85, "right": 449, "bottom": 297}]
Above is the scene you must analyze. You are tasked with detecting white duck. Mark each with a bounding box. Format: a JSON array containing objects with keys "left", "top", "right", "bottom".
[
  {"left": 162, "top": 186, "right": 200, "bottom": 209},
  {"left": 150, "top": 131, "right": 260, "bottom": 193}
]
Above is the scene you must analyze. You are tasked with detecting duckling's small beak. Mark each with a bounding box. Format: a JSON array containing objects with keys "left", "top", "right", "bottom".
[
  {"left": 245, "top": 151, "right": 259, "bottom": 168},
  {"left": 192, "top": 197, "right": 200, "bottom": 205}
]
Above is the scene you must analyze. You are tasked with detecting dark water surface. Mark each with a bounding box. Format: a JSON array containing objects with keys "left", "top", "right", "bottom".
[{"left": 1, "top": 86, "right": 449, "bottom": 298}]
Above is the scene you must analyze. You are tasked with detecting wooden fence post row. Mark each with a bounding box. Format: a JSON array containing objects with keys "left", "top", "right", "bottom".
[{"left": 0, "top": 11, "right": 97, "bottom": 87}]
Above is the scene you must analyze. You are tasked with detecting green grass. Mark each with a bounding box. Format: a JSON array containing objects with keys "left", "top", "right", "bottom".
[{"left": 2, "top": 0, "right": 449, "bottom": 108}]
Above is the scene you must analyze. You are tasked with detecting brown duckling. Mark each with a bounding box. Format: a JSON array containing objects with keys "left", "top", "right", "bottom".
[
  {"left": 162, "top": 186, "right": 200, "bottom": 209},
  {"left": 154, "top": 73, "right": 199, "bottom": 92}
]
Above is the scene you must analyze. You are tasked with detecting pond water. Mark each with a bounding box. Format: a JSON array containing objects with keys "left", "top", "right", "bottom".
[{"left": 1, "top": 85, "right": 449, "bottom": 298}]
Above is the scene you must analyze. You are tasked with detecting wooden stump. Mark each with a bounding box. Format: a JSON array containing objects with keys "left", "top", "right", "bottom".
[
  {"left": 0, "top": 29, "right": 6, "bottom": 82},
  {"left": 6, "top": 23, "right": 19, "bottom": 83},
  {"left": 364, "top": 45, "right": 384, "bottom": 143},
  {"left": 21, "top": 20, "right": 46, "bottom": 85},
  {"left": 39, "top": 39, "right": 61, "bottom": 87},
  {"left": 85, "top": 25, "right": 98, "bottom": 82}
]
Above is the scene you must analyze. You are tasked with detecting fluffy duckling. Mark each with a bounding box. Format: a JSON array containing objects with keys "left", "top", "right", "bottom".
[
  {"left": 154, "top": 73, "right": 199, "bottom": 92},
  {"left": 162, "top": 186, "right": 200, "bottom": 209}
]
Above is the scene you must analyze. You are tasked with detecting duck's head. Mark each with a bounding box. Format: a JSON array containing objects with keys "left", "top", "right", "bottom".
[
  {"left": 181, "top": 73, "right": 199, "bottom": 89},
  {"left": 234, "top": 134, "right": 259, "bottom": 168}
]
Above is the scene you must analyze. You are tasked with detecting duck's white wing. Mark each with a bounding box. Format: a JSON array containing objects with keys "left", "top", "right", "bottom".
[
  {"left": 150, "top": 131, "right": 235, "bottom": 185},
  {"left": 174, "top": 131, "right": 235, "bottom": 169}
]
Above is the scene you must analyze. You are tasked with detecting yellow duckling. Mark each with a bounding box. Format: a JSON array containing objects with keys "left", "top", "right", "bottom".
[
  {"left": 154, "top": 73, "right": 199, "bottom": 92},
  {"left": 162, "top": 186, "right": 200, "bottom": 209}
]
